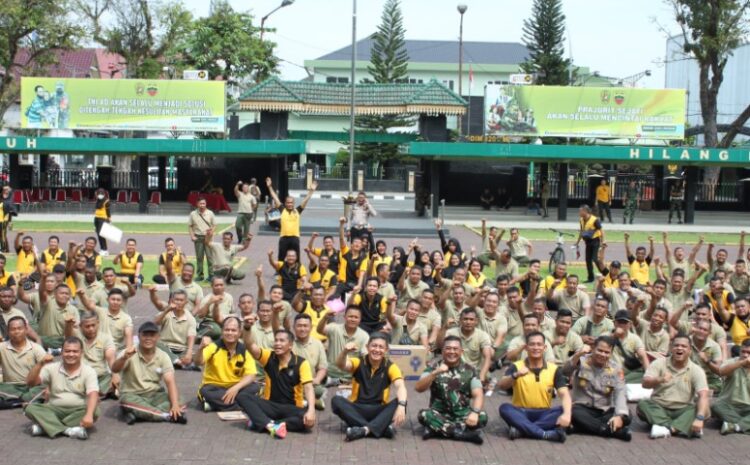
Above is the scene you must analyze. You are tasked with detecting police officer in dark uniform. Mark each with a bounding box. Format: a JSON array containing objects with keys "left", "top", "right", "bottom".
[{"left": 563, "top": 335, "right": 632, "bottom": 441}]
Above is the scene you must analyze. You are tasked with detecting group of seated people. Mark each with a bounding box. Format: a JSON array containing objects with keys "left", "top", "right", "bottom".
[{"left": 1, "top": 203, "right": 749, "bottom": 446}]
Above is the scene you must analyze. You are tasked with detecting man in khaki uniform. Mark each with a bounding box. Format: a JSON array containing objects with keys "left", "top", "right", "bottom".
[
  {"left": 477, "top": 291, "right": 508, "bottom": 361},
  {"left": 546, "top": 309, "right": 584, "bottom": 365},
  {"left": 440, "top": 308, "right": 493, "bottom": 384},
  {"left": 64, "top": 311, "right": 116, "bottom": 397},
  {"left": 572, "top": 298, "right": 614, "bottom": 346},
  {"left": 548, "top": 275, "right": 590, "bottom": 319},
  {"left": 25, "top": 336, "right": 99, "bottom": 439},
  {"left": 289, "top": 313, "right": 328, "bottom": 410},
  {"left": 205, "top": 228, "right": 252, "bottom": 283},
  {"left": 317, "top": 306, "right": 369, "bottom": 383},
  {"left": 689, "top": 319, "right": 724, "bottom": 393},
  {"left": 0, "top": 286, "right": 39, "bottom": 342},
  {"left": 151, "top": 290, "right": 197, "bottom": 368},
  {"left": 0, "top": 316, "right": 46, "bottom": 408},
  {"left": 234, "top": 180, "right": 258, "bottom": 241},
  {"left": 386, "top": 298, "right": 429, "bottom": 349},
  {"left": 114, "top": 321, "right": 186, "bottom": 424},
  {"left": 713, "top": 339, "right": 750, "bottom": 434},
  {"left": 38, "top": 284, "right": 79, "bottom": 350},
  {"left": 165, "top": 261, "right": 203, "bottom": 313},
  {"left": 195, "top": 276, "right": 235, "bottom": 340},
  {"left": 79, "top": 287, "right": 133, "bottom": 350},
  {"left": 187, "top": 198, "right": 215, "bottom": 281},
  {"left": 638, "top": 335, "right": 710, "bottom": 439}
]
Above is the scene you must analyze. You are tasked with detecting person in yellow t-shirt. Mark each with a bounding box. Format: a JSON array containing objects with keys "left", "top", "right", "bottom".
[
  {"left": 93, "top": 189, "right": 111, "bottom": 255},
  {"left": 194, "top": 316, "right": 258, "bottom": 412},
  {"left": 112, "top": 238, "right": 144, "bottom": 285},
  {"left": 266, "top": 177, "right": 318, "bottom": 261},
  {"left": 14, "top": 232, "right": 39, "bottom": 280},
  {"left": 595, "top": 179, "right": 613, "bottom": 223},
  {"left": 624, "top": 233, "right": 654, "bottom": 287}
]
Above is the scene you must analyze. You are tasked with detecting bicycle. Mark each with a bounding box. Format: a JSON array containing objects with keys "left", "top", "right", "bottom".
[{"left": 548, "top": 228, "right": 577, "bottom": 273}]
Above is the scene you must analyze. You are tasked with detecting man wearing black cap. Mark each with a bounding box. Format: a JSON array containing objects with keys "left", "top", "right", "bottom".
[
  {"left": 112, "top": 321, "right": 186, "bottom": 425},
  {"left": 611, "top": 310, "right": 649, "bottom": 383}
]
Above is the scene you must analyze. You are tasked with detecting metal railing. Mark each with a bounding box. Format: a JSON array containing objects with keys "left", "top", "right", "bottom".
[{"left": 43, "top": 169, "right": 99, "bottom": 188}]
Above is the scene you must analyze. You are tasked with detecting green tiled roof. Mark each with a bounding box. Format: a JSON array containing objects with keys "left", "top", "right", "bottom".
[{"left": 237, "top": 77, "right": 467, "bottom": 115}]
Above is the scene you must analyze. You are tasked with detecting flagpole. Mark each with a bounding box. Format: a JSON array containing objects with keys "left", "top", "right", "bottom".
[{"left": 467, "top": 64, "right": 473, "bottom": 137}]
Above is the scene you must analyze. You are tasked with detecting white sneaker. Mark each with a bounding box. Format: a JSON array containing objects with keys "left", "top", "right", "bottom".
[
  {"left": 649, "top": 425, "right": 671, "bottom": 439},
  {"left": 64, "top": 426, "right": 89, "bottom": 440},
  {"left": 28, "top": 424, "right": 43, "bottom": 437}
]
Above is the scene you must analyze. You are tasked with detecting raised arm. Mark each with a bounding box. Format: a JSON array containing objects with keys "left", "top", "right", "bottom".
[
  {"left": 298, "top": 181, "right": 318, "bottom": 210},
  {"left": 267, "top": 249, "right": 280, "bottom": 270},
  {"left": 265, "top": 177, "right": 281, "bottom": 208},
  {"left": 624, "top": 233, "right": 632, "bottom": 259},
  {"left": 662, "top": 232, "right": 671, "bottom": 261},
  {"left": 688, "top": 236, "right": 704, "bottom": 265},
  {"left": 241, "top": 266, "right": 259, "bottom": 303},
  {"left": 148, "top": 286, "right": 168, "bottom": 312},
  {"left": 706, "top": 243, "right": 715, "bottom": 268},
  {"left": 685, "top": 262, "right": 708, "bottom": 292},
  {"left": 13, "top": 232, "right": 23, "bottom": 253},
  {"left": 241, "top": 315, "right": 262, "bottom": 360},
  {"left": 338, "top": 217, "right": 348, "bottom": 250},
  {"left": 739, "top": 231, "right": 746, "bottom": 261},
  {"left": 668, "top": 301, "right": 694, "bottom": 330},
  {"left": 335, "top": 342, "right": 358, "bottom": 372},
  {"left": 647, "top": 235, "right": 655, "bottom": 261}
]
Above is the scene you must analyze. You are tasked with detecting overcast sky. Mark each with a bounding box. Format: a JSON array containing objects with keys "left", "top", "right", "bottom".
[{"left": 182, "top": 0, "right": 680, "bottom": 88}]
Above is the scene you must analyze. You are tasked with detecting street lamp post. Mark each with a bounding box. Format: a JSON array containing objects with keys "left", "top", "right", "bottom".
[
  {"left": 348, "top": 0, "right": 357, "bottom": 194},
  {"left": 260, "top": 0, "right": 294, "bottom": 43},
  {"left": 457, "top": 4, "right": 467, "bottom": 138}
]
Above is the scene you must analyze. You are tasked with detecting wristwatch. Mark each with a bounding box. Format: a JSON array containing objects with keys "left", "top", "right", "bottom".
[
  {"left": 470, "top": 407, "right": 481, "bottom": 414},
  {"left": 695, "top": 414, "right": 705, "bottom": 421},
  {"left": 398, "top": 400, "right": 407, "bottom": 408}
]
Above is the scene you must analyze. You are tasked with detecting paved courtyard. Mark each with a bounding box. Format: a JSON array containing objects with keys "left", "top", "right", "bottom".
[{"left": 2, "top": 224, "right": 749, "bottom": 465}]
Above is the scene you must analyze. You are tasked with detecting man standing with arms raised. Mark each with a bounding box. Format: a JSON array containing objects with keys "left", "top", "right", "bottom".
[{"left": 266, "top": 177, "right": 317, "bottom": 261}]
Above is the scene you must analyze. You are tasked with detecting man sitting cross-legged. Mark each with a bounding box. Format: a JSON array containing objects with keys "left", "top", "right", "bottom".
[
  {"left": 113, "top": 322, "right": 187, "bottom": 425},
  {"left": 194, "top": 316, "right": 258, "bottom": 412},
  {"left": 415, "top": 335, "right": 488, "bottom": 444},
  {"left": 331, "top": 332, "right": 407, "bottom": 441},
  {"left": 239, "top": 317, "right": 316, "bottom": 438},
  {"left": 0, "top": 316, "right": 46, "bottom": 409}
]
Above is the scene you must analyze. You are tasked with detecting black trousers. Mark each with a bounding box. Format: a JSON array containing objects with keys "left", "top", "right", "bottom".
[
  {"left": 584, "top": 238, "right": 600, "bottom": 281},
  {"left": 350, "top": 227, "right": 374, "bottom": 247},
  {"left": 331, "top": 281, "right": 356, "bottom": 302},
  {"left": 331, "top": 397, "right": 398, "bottom": 438},
  {"left": 278, "top": 236, "right": 300, "bottom": 261},
  {"left": 571, "top": 404, "right": 631, "bottom": 438},
  {"left": 94, "top": 218, "right": 108, "bottom": 251},
  {"left": 237, "top": 395, "right": 306, "bottom": 432},
  {"left": 199, "top": 384, "right": 259, "bottom": 411},
  {"left": 152, "top": 275, "right": 167, "bottom": 284},
  {"left": 597, "top": 201, "right": 612, "bottom": 222}
]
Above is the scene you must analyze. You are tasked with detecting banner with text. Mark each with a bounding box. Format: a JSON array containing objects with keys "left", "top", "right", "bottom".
[
  {"left": 484, "top": 85, "right": 685, "bottom": 140},
  {"left": 21, "top": 77, "right": 226, "bottom": 132}
]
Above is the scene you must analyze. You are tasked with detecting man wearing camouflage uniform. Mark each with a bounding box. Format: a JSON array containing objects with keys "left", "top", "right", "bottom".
[
  {"left": 623, "top": 181, "right": 639, "bottom": 225},
  {"left": 414, "top": 335, "right": 487, "bottom": 445}
]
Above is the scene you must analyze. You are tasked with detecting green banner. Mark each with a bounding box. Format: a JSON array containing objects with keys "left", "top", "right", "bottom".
[
  {"left": 484, "top": 85, "right": 686, "bottom": 140},
  {"left": 21, "top": 77, "right": 226, "bottom": 132}
]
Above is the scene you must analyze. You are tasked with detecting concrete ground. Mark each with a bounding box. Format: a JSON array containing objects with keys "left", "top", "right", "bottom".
[{"left": 2, "top": 205, "right": 749, "bottom": 464}]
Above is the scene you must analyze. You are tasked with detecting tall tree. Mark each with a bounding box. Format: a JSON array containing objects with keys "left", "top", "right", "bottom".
[
  {"left": 670, "top": 0, "right": 750, "bottom": 148},
  {"left": 180, "top": 2, "right": 278, "bottom": 86},
  {"left": 354, "top": 0, "right": 412, "bottom": 167},
  {"left": 0, "top": 0, "right": 84, "bottom": 126},
  {"left": 520, "top": 0, "right": 571, "bottom": 85},
  {"left": 76, "top": 0, "right": 193, "bottom": 78}
]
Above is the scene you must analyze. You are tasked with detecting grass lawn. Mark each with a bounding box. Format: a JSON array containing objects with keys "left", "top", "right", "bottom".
[
  {"left": 10, "top": 221, "right": 233, "bottom": 235},
  {"left": 467, "top": 227, "right": 743, "bottom": 245},
  {"left": 1, "top": 256, "right": 217, "bottom": 286}
]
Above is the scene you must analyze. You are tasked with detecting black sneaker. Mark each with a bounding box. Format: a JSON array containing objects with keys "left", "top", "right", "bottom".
[
  {"left": 345, "top": 426, "right": 367, "bottom": 442},
  {"left": 550, "top": 428, "right": 567, "bottom": 443},
  {"left": 507, "top": 426, "right": 521, "bottom": 440},
  {"left": 124, "top": 412, "right": 137, "bottom": 425},
  {"left": 453, "top": 429, "right": 484, "bottom": 445},
  {"left": 382, "top": 425, "right": 396, "bottom": 439},
  {"left": 170, "top": 414, "right": 188, "bottom": 425},
  {"left": 615, "top": 426, "right": 632, "bottom": 442},
  {"left": 422, "top": 429, "right": 439, "bottom": 441}
]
